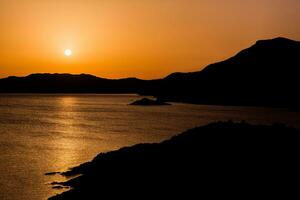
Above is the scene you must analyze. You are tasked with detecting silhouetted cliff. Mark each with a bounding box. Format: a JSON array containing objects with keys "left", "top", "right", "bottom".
[{"left": 49, "top": 121, "right": 300, "bottom": 199}]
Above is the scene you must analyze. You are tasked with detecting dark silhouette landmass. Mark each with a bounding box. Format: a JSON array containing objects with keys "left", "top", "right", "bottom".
[
  {"left": 45, "top": 172, "right": 61, "bottom": 176},
  {"left": 1, "top": 37, "right": 300, "bottom": 109},
  {"left": 148, "top": 37, "right": 300, "bottom": 108},
  {"left": 49, "top": 121, "right": 300, "bottom": 199},
  {"left": 0, "top": 73, "right": 145, "bottom": 93},
  {"left": 129, "top": 98, "right": 171, "bottom": 106}
]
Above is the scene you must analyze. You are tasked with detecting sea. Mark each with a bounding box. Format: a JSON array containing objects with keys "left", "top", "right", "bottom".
[{"left": 0, "top": 94, "right": 300, "bottom": 200}]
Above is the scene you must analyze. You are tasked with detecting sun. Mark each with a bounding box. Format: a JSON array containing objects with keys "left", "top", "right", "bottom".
[{"left": 64, "top": 49, "right": 72, "bottom": 57}]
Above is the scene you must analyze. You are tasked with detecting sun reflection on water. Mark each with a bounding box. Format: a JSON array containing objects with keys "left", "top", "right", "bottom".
[{"left": 49, "top": 96, "right": 83, "bottom": 171}]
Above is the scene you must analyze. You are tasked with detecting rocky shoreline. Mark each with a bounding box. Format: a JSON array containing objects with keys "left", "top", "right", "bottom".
[{"left": 49, "top": 121, "right": 300, "bottom": 199}]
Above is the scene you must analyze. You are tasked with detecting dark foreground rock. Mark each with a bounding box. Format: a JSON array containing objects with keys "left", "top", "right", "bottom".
[
  {"left": 49, "top": 121, "right": 300, "bottom": 199},
  {"left": 129, "top": 98, "right": 171, "bottom": 106}
]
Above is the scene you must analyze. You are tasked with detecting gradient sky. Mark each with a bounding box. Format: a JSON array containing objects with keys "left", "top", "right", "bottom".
[{"left": 1, "top": 0, "right": 300, "bottom": 79}]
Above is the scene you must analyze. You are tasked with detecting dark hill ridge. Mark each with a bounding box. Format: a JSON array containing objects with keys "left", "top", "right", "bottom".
[
  {"left": 164, "top": 37, "right": 300, "bottom": 80},
  {"left": 152, "top": 37, "right": 300, "bottom": 107},
  {"left": 49, "top": 121, "right": 300, "bottom": 199},
  {"left": 0, "top": 73, "right": 145, "bottom": 93},
  {"left": 1, "top": 37, "right": 300, "bottom": 108}
]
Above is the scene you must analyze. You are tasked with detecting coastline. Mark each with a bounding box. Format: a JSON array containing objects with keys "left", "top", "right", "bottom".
[{"left": 49, "top": 121, "right": 300, "bottom": 199}]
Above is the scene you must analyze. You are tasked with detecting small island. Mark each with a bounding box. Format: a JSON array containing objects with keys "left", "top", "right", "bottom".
[{"left": 129, "top": 98, "right": 171, "bottom": 106}]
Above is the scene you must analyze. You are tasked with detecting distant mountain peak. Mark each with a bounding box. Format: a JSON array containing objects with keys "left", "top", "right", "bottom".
[
  {"left": 23, "top": 73, "right": 106, "bottom": 80},
  {"left": 26, "top": 73, "right": 95, "bottom": 77},
  {"left": 254, "top": 37, "right": 299, "bottom": 47}
]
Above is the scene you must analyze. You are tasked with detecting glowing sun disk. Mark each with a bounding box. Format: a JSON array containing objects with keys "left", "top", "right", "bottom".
[{"left": 64, "top": 49, "right": 72, "bottom": 57}]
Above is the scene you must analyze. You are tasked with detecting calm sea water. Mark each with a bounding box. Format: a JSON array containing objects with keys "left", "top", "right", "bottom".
[{"left": 0, "top": 94, "right": 300, "bottom": 200}]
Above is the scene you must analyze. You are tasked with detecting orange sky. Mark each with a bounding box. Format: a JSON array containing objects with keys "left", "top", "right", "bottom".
[{"left": 1, "top": 0, "right": 300, "bottom": 79}]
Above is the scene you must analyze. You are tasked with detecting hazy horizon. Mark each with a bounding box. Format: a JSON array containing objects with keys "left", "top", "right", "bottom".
[{"left": 1, "top": 0, "right": 300, "bottom": 79}]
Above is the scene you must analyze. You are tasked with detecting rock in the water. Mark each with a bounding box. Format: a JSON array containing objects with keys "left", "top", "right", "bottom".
[{"left": 129, "top": 98, "right": 171, "bottom": 106}]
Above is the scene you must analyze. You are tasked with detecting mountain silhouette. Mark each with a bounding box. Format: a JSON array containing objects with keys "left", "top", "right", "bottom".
[
  {"left": 148, "top": 37, "right": 300, "bottom": 108},
  {"left": 1, "top": 37, "right": 299, "bottom": 108},
  {"left": 0, "top": 73, "right": 145, "bottom": 93}
]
